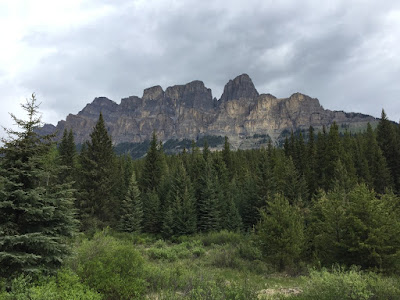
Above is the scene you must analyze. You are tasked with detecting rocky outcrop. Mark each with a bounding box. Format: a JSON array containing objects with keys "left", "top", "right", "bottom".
[
  {"left": 220, "top": 74, "right": 259, "bottom": 102},
  {"left": 41, "top": 74, "right": 378, "bottom": 148}
]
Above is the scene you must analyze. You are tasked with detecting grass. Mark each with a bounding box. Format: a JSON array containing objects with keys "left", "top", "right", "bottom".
[{"left": 1, "top": 230, "right": 399, "bottom": 299}]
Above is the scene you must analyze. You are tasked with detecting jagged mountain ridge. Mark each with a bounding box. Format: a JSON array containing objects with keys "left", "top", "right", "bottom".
[{"left": 42, "top": 74, "right": 377, "bottom": 149}]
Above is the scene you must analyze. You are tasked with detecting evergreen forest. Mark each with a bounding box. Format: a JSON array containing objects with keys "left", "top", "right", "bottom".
[{"left": 1, "top": 95, "right": 400, "bottom": 299}]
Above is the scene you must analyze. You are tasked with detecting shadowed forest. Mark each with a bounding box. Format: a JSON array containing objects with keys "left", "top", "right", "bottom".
[{"left": 1, "top": 95, "right": 400, "bottom": 299}]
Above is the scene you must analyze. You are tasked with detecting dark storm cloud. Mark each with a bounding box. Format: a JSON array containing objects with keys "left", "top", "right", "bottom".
[{"left": 19, "top": 0, "right": 400, "bottom": 124}]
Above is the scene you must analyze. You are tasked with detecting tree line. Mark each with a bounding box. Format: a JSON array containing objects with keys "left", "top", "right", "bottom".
[{"left": 1, "top": 96, "right": 400, "bottom": 280}]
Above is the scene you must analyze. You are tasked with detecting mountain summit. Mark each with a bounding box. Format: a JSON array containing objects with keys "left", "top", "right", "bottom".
[{"left": 41, "top": 74, "right": 377, "bottom": 149}]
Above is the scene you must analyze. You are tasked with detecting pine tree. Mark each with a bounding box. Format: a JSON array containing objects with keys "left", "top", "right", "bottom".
[
  {"left": 142, "top": 190, "right": 161, "bottom": 234},
  {"left": 203, "top": 139, "right": 210, "bottom": 162},
  {"left": 377, "top": 110, "right": 400, "bottom": 192},
  {"left": 305, "top": 126, "right": 318, "bottom": 198},
  {"left": 119, "top": 171, "right": 143, "bottom": 233},
  {"left": 77, "top": 112, "right": 116, "bottom": 230},
  {"left": 58, "top": 129, "right": 77, "bottom": 183},
  {"left": 222, "top": 136, "right": 233, "bottom": 178},
  {"left": 164, "top": 162, "right": 197, "bottom": 237},
  {"left": 312, "top": 184, "right": 400, "bottom": 269},
  {"left": 0, "top": 95, "right": 77, "bottom": 278},
  {"left": 141, "top": 132, "right": 166, "bottom": 193},
  {"left": 364, "top": 123, "right": 392, "bottom": 193},
  {"left": 256, "top": 193, "right": 304, "bottom": 270},
  {"left": 220, "top": 185, "right": 243, "bottom": 232},
  {"left": 315, "top": 127, "right": 328, "bottom": 190},
  {"left": 197, "top": 162, "right": 220, "bottom": 232},
  {"left": 238, "top": 169, "right": 260, "bottom": 230}
]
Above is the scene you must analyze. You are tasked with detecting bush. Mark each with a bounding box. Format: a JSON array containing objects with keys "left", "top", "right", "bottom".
[
  {"left": 0, "top": 269, "right": 101, "bottom": 300},
  {"left": 210, "top": 246, "right": 242, "bottom": 270},
  {"left": 71, "top": 230, "right": 147, "bottom": 299},
  {"left": 146, "top": 240, "right": 205, "bottom": 262},
  {"left": 293, "top": 266, "right": 400, "bottom": 300},
  {"left": 199, "top": 230, "right": 242, "bottom": 247},
  {"left": 237, "top": 239, "right": 262, "bottom": 261}
]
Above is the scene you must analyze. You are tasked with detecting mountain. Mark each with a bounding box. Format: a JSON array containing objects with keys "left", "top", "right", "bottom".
[{"left": 41, "top": 74, "right": 377, "bottom": 150}]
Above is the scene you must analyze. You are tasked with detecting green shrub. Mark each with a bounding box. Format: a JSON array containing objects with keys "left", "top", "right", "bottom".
[
  {"left": 72, "top": 230, "right": 146, "bottom": 299},
  {"left": 365, "top": 273, "right": 400, "bottom": 300},
  {"left": 209, "top": 246, "right": 242, "bottom": 270},
  {"left": 147, "top": 247, "right": 179, "bottom": 261},
  {"left": 146, "top": 240, "right": 205, "bottom": 262},
  {"left": 0, "top": 270, "right": 101, "bottom": 300},
  {"left": 237, "top": 239, "right": 262, "bottom": 261},
  {"left": 199, "top": 230, "right": 242, "bottom": 247},
  {"left": 294, "top": 266, "right": 400, "bottom": 300}
]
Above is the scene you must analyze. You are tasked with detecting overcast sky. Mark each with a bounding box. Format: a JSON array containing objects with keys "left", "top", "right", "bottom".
[{"left": 1, "top": 0, "right": 399, "bottom": 138}]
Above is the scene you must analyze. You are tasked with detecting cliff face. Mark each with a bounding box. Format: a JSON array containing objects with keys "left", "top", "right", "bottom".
[{"left": 45, "top": 74, "right": 377, "bottom": 148}]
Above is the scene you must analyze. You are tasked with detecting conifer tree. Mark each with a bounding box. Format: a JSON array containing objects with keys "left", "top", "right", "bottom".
[
  {"left": 197, "top": 162, "right": 220, "bottom": 232},
  {"left": 164, "top": 162, "right": 197, "bottom": 236},
  {"left": 315, "top": 127, "right": 328, "bottom": 190},
  {"left": 119, "top": 171, "right": 143, "bottom": 233},
  {"left": 256, "top": 193, "right": 304, "bottom": 270},
  {"left": 77, "top": 112, "right": 116, "bottom": 230},
  {"left": 364, "top": 123, "right": 392, "bottom": 193},
  {"left": 58, "top": 129, "right": 77, "bottom": 183},
  {"left": 377, "top": 110, "right": 400, "bottom": 192},
  {"left": 141, "top": 132, "right": 166, "bottom": 193},
  {"left": 311, "top": 184, "right": 400, "bottom": 269},
  {"left": 203, "top": 139, "right": 210, "bottom": 162},
  {"left": 142, "top": 190, "right": 161, "bottom": 233},
  {"left": 238, "top": 169, "right": 260, "bottom": 230},
  {"left": 306, "top": 126, "right": 318, "bottom": 197},
  {"left": 220, "top": 184, "right": 243, "bottom": 231},
  {"left": 0, "top": 95, "right": 77, "bottom": 278},
  {"left": 222, "top": 136, "right": 233, "bottom": 178}
]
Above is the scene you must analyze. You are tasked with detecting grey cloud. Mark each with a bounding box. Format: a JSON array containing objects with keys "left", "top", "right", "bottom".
[{"left": 18, "top": 0, "right": 400, "bottom": 124}]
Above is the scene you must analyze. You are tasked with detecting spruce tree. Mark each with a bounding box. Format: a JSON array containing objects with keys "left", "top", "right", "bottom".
[
  {"left": 377, "top": 110, "right": 400, "bottom": 192},
  {"left": 364, "top": 123, "right": 392, "bottom": 193},
  {"left": 77, "top": 112, "right": 116, "bottom": 230},
  {"left": 58, "top": 128, "right": 77, "bottom": 183},
  {"left": 197, "top": 162, "right": 220, "bottom": 232},
  {"left": 0, "top": 95, "right": 77, "bottom": 278},
  {"left": 142, "top": 190, "right": 161, "bottom": 234},
  {"left": 164, "top": 162, "right": 197, "bottom": 236},
  {"left": 119, "top": 171, "right": 143, "bottom": 233},
  {"left": 306, "top": 126, "right": 318, "bottom": 197},
  {"left": 141, "top": 132, "right": 166, "bottom": 193},
  {"left": 256, "top": 193, "right": 304, "bottom": 270},
  {"left": 239, "top": 171, "right": 259, "bottom": 230},
  {"left": 222, "top": 136, "right": 233, "bottom": 178}
]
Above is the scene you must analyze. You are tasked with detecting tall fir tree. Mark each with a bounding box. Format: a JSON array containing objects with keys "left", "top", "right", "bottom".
[
  {"left": 77, "top": 112, "right": 116, "bottom": 230},
  {"left": 377, "top": 109, "right": 400, "bottom": 193},
  {"left": 305, "top": 126, "right": 318, "bottom": 198},
  {"left": 163, "top": 162, "right": 197, "bottom": 237},
  {"left": 140, "top": 132, "right": 166, "bottom": 193},
  {"left": 256, "top": 193, "right": 304, "bottom": 270},
  {"left": 197, "top": 162, "right": 220, "bottom": 232},
  {"left": 364, "top": 123, "right": 392, "bottom": 193},
  {"left": 0, "top": 95, "right": 77, "bottom": 278},
  {"left": 222, "top": 136, "right": 233, "bottom": 178},
  {"left": 118, "top": 171, "right": 143, "bottom": 233},
  {"left": 142, "top": 190, "right": 161, "bottom": 234},
  {"left": 58, "top": 128, "right": 77, "bottom": 183}
]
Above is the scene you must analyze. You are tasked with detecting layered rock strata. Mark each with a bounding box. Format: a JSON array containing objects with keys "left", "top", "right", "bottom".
[{"left": 43, "top": 74, "right": 377, "bottom": 149}]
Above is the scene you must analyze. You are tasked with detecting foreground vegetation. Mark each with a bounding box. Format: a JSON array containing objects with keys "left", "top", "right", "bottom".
[
  {"left": 1, "top": 230, "right": 400, "bottom": 300},
  {"left": 1, "top": 96, "right": 400, "bottom": 299}
]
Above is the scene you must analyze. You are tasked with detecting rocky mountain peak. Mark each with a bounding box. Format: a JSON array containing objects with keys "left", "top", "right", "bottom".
[
  {"left": 80, "top": 97, "right": 118, "bottom": 118},
  {"left": 165, "top": 80, "right": 213, "bottom": 110},
  {"left": 142, "top": 85, "right": 164, "bottom": 100},
  {"left": 220, "top": 73, "right": 259, "bottom": 102},
  {"left": 38, "top": 73, "right": 378, "bottom": 148}
]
